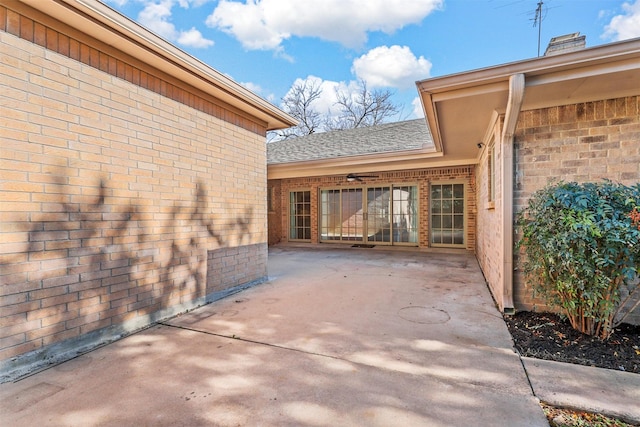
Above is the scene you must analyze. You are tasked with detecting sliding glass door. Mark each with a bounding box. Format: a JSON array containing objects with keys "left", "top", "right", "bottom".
[
  {"left": 392, "top": 186, "right": 418, "bottom": 244},
  {"left": 320, "top": 185, "right": 417, "bottom": 245}
]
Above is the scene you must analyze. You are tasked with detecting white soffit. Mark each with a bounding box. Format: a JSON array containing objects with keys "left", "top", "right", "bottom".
[{"left": 418, "top": 37, "right": 640, "bottom": 155}]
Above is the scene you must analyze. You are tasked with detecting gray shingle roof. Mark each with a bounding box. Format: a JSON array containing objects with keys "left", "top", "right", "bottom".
[{"left": 267, "top": 119, "right": 434, "bottom": 164}]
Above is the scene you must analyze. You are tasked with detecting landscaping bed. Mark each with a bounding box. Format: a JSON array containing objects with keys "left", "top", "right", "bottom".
[
  {"left": 505, "top": 311, "right": 640, "bottom": 426},
  {"left": 504, "top": 311, "right": 639, "bottom": 374}
]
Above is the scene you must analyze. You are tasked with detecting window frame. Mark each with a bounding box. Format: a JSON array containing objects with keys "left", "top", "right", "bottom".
[
  {"left": 267, "top": 186, "right": 276, "bottom": 213},
  {"left": 318, "top": 184, "right": 419, "bottom": 246},
  {"left": 288, "top": 189, "right": 312, "bottom": 241},
  {"left": 429, "top": 180, "right": 467, "bottom": 248},
  {"left": 488, "top": 143, "right": 496, "bottom": 209}
]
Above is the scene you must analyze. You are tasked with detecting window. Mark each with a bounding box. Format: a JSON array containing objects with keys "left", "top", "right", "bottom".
[
  {"left": 289, "top": 191, "right": 311, "bottom": 240},
  {"left": 488, "top": 144, "right": 496, "bottom": 205},
  {"left": 431, "top": 183, "right": 465, "bottom": 246},
  {"left": 267, "top": 186, "right": 276, "bottom": 212}
]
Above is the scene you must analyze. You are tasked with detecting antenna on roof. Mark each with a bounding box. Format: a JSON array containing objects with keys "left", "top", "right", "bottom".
[{"left": 532, "top": 1, "right": 544, "bottom": 57}]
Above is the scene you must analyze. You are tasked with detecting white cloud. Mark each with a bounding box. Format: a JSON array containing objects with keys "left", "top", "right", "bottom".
[
  {"left": 139, "top": 0, "right": 178, "bottom": 40},
  {"left": 104, "top": 0, "right": 129, "bottom": 6},
  {"left": 241, "top": 81, "right": 263, "bottom": 94},
  {"left": 602, "top": 0, "right": 640, "bottom": 41},
  {"left": 289, "top": 76, "right": 347, "bottom": 117},
  {"left": 136, "top": 0, "right": 214, "bottom": 48},
  {"left": 205, "top": 1, "right": 287, "bottom": 50},
  {"left": 207, "top": 0, "right": 442, "bottom": 51},
  {"left": 352, "top": 45, "right": 432, "bottom": 89},
  {"left": 411, "top": 96, "right": 425, "bottom": 118},
  {"left": 177, "top": 27, "right": 214, "bottom": 48}
]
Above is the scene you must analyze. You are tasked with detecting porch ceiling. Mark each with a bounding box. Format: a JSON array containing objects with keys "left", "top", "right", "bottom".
[{"left": 418, "top": 37, "right": 640, "bottom": 153}]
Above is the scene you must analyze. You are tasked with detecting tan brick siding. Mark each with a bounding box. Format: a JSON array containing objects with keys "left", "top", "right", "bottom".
[
  {"left": 267, "top": 180, "right": 283, "bottom": 245},
  {"left": 475, "top": 124, "right": 503, "bottom": 308},
  {"left": 207, "top": 244, "right": 267, "bottom": 293},
  {"left": 0, "top": 8, "right": 268, "bottom": 374},
  {"left": 512, "top": 96, "right": 640, "bottom": 323},
  {"left": 0, "top": 4, "right": 266, "bottom": 136},
  {"left": 268, "top": 167, "right": 476, "bottom": 250}
]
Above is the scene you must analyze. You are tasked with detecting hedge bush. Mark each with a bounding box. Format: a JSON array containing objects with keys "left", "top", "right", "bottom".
[{"left": 517, "top": 181, "right": 640, "bottom": 339}]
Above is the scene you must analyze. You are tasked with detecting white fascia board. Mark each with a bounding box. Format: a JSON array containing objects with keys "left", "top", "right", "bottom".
[
  {"left": 417, "top": 37, "right": 640, "bottom": 94},
  {"left": 267, "top": 150, "right": 480, "bottom": 180}
]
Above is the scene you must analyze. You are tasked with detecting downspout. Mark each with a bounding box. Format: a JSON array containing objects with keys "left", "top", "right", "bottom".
[{"left": 501, "top": 73, "right": 525, "bottom": 314}]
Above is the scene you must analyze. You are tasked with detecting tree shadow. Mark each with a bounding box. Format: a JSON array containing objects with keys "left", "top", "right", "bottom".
[{"left": 1, "top": 170, "right": 257, "bottom": 368}]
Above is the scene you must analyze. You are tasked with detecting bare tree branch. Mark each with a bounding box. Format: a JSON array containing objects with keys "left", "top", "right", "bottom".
[
  {"left": 326, "top": 80, "right": 399, "bottom": 131},
  {"left": 268, "top": 78, "right": 401, "bottom": 142},
  {"left": 269, "top": 79, "right": 323, "bottom": 140}
]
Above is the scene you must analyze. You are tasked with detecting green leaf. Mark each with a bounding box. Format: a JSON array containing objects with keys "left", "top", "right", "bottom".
[{"left": 516, "top": 180, "right": 640, "bottom": 339}]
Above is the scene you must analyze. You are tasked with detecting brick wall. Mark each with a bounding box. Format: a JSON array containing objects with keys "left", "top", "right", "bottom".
[
  {"left": 267, "top": 180, "right": 282, "bottom": 245},
  {"left": 268, "top": 166, "right": 476, "bottom": 250},
  {"left": 0, "top": 6, "right": 269, "bottom": 380},
  {"left": 513, "top": 96, "right": 640, "bottom": 323},
  {"left": 475, "top": 121, "right": 503, "bottom": 309}
]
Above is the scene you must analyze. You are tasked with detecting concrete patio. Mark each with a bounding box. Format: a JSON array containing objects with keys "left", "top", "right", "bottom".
[{"left": 0, "top": 245, "right": 555, "bottom": 426}]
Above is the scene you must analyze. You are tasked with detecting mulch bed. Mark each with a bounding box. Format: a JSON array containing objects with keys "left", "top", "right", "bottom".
[{"left": 504, "top": 311, "right": 640, "bottom": 374}]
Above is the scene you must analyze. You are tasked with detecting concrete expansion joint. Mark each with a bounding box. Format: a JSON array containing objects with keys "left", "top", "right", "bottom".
[
  {"left": 158, "top": 322, "right": 348, "bottom": 363},
  {"left": 515, "top": 350, "right": 539, "bottom": 400}
]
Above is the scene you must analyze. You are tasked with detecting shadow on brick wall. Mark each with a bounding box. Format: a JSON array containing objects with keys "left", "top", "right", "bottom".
[{"left": 0, "top": 173, "right": 258, "bottom": 367}]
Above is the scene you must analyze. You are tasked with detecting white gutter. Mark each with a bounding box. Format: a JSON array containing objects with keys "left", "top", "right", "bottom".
[
  {"left": 500, "top": 74, "right": 525, "bottom": 313},
  {"left": 417, "top": 37, "right": 640, "bottom": 95},
  {"left": 267, "top": 141, "right": 484, "bottom": 180}
]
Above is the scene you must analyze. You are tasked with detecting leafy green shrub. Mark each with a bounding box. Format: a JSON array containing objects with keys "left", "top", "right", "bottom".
[{"left": 517, "top": 181, "right": 640, "bottom": 339}]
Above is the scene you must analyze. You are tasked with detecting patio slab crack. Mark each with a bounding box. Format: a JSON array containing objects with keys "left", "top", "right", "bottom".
[{"left": 159, "top": 322, "right": 349, "bottom": 363}]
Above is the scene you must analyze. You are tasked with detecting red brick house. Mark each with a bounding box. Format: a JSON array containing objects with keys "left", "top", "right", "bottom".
[{"left": 268, "top": 35, "right": 640, "bottom": 322}]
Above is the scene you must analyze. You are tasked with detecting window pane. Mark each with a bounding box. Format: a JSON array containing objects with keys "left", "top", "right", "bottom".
[
  {"left": 368, "top": 187, "right": 391, "bottom": 243},
  {"left": 454, "top": 200, "right": 464, "bottom": 214},
  {"left": 320, "top": 189, "right": 339, "bottom": 240},
  {"left": 453, "top": 232, "right": 463, "bottom": 245},
  {"left": 453, "top": 184, "right": 464, "bottom": 199},
  {"left": 392, "top": 185, "right": 417, "bottom": 243},
  {"left": 432, "top": 185, "right": 441, "bottom": 199},
  {"left": 442, "top": 186, "right": 452, "bottom": 198}
]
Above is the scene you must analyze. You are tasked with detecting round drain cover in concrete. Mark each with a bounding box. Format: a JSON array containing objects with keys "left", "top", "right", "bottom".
[{"left": 398, "top": 306, "right": 450, "bottom": 324}]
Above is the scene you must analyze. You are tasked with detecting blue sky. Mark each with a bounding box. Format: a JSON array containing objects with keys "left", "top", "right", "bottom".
[{"left": 104, "top": 0, "right": 640, "bottom": 122}]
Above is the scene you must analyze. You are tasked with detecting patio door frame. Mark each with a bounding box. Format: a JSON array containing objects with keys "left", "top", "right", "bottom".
[{"left": 319, "top": 184, "right": 418, "bottom": 246}]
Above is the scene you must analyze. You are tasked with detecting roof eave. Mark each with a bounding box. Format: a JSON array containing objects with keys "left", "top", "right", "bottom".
[
  {"left": 20, "top": 0, "right": 296, "bottom": 130},
  {"left": 417, "top": 36, "right": 640, "bottom": 95},
  {"left": 417, "top": 37, "right": 640, "bottom": 159},
  {"left": 267, "top": 148, "right": 479, "bottom": 180}
]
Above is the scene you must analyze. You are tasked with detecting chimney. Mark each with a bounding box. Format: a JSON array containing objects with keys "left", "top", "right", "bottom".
[{"left": 544, "top": 32, "right": 586, "bottom": 56}]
